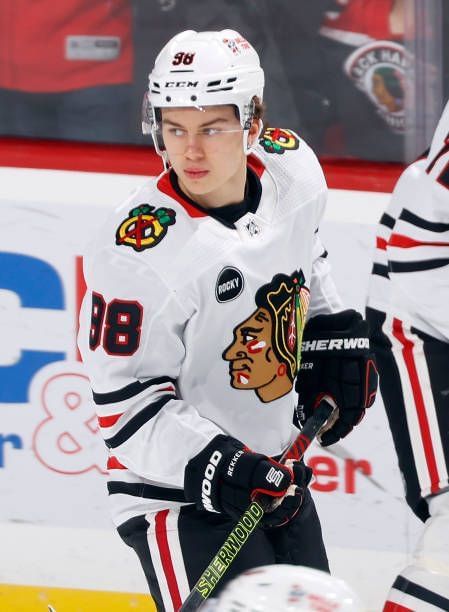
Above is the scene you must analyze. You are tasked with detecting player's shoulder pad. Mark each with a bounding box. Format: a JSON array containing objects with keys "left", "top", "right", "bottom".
[
  {"left": 255, "top": 127, "right": 327, "bottom": 200},
  {"left": 255, "top": 127, "right": 326, "bottom": 189},
  {"left": 106, "top": 173, "right": 204, "bottom": 261}
]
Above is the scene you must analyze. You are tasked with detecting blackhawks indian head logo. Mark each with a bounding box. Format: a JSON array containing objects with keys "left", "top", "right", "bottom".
[
  {"left": 344, "top": 41, "right": 410, "bottom": 134},
  {"left": 259, "top": 127, "right": 300, "bottom": 154},
  {"left": 116, "top": 204, "right": 176, "bottom": 252},
  {"left": 222, "top": 270, "right": 310, "bottom": 403}
]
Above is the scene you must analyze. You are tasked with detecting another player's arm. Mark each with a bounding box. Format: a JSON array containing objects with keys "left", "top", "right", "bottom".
[{"left": 384, "top": 154, "right": 449, "bottom": 341}]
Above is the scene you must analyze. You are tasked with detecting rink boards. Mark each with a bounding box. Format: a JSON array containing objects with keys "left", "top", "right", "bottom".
[{"left": 0, "top": 165, "right": 421, "bottom": 611}]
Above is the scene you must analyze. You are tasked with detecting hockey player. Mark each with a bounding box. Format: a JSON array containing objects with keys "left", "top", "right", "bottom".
[
  {"left": 366, "top": 100, "right": 449, "bottom": 610},
  {"left": 78, "top": 30, "right": 377, "bottom": 611},
  {"left": 209, "top": 564, "right": 364, "bottom": 611}
]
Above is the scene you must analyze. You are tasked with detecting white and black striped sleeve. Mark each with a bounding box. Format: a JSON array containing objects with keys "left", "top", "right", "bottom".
[
  {"left": 384, "top": 152, "right": 449, "bottom": 340},
  {"left": 367, "top": 162, "right": 413, "bottom": 314}
]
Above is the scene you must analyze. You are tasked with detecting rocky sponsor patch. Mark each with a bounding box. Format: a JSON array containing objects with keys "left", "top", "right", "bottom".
[{"left": 215, "top": 267, "right": 244, "bottom": 303}]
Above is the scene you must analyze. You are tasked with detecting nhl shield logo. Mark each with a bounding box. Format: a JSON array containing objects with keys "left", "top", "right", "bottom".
[
  {"left": 344, "top": 40, "right": 410, "bottom": 134},
  {"left": 244, "top": 218, "right": 261, "bottom": 237}
]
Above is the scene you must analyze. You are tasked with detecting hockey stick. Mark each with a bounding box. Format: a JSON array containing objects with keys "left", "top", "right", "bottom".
[{"left": 179, "top": 397, "right": 336, "bottom": 612}]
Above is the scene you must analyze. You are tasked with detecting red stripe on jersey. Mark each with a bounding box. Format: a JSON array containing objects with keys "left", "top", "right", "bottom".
[
  {"left": 389, "top": 233, "right": 449, "bottom": 248},
  {"left": 107, "top": 456, "right": 127, "bottom": 470},
  {"left": 392, "top": 319, "right": 440, "bottom": 494},
  {"left": 383, "top": 602, "right": 414, "bottom": 612},
  {"left": 157, "top": 171, "right": 207, "bottom": 218},
  {"left": 377, "top": 237, "right": 387, "bottom": 250},
  {"left": 248, "top": 153, "right": 266, "bottom": 178},
  {"left": 98, "top": 413, "right": 124, "bottom": 428},
  {"left": 155, "top": 509, "right": 182, "bottom": 611}
]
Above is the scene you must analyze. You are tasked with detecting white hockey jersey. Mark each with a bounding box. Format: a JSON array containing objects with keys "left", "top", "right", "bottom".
[
  {"left": 78, "top": 128, "right": 342, "bottom": 528},
  {"left": 367, "top": 101, "right": 449, "bottom": 342}
]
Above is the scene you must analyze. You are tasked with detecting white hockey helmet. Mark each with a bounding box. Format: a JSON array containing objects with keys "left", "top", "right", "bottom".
[
  {"left": 213, "top": 564, "right": 365, "bottom": 611},
  {"left": 142, "top": 29, "right": 264, "bottom": 156}
]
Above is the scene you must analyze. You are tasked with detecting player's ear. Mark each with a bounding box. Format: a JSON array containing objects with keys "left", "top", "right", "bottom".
[{"left": 247, "top": 118, "right": 263, "bottom": 149}]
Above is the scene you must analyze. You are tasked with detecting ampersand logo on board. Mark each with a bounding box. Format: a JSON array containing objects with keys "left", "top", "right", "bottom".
[{"left": 31, "top": 362, "right": 107, "bottom": 475}]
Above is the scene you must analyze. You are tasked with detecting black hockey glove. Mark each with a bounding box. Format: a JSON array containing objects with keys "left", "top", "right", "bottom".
[
  {"left": 261, "top": 459, "right": 313, "bottom": 529},
  {"left": 295, "top": 309, "right": 378, "bottom": 446},
  {"left": 184, "top": 434, "right": 312, "bottom": 528}
]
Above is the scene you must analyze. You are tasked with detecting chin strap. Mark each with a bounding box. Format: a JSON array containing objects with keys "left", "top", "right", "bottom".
[{"left": 161, "top": 152, "right": 170, "bottom": 171}]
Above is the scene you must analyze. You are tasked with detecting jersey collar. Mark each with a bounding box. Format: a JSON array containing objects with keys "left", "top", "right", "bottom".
[{"left": 156, "top": 154, "right": 265, "bottom": 227}]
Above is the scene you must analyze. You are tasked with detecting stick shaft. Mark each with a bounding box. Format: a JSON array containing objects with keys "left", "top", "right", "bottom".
[{"left": 179, "top": 398, "right": 335, "bottom": 612}]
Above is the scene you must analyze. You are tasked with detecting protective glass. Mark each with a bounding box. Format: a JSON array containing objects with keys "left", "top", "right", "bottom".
[
  {"left": 142, "top": 93, "right": 245, "bottom": 153},
  {"left": 157, "top": 124, "right": 244, "bottom": 154}
]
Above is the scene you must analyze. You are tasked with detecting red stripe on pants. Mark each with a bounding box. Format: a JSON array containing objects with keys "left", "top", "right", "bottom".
[
  {"left": 155, "top": 509, "right": 182, "bottom": 611},
  {"left": 392, "top": 318, "right": 440, "bottom": 493}
]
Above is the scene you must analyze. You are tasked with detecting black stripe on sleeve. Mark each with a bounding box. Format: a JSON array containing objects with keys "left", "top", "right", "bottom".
[
  {"left": 393, "top": 575, "right": 449, "bottom": 610},
  {"left": 104, "top": 395, "right": 176, "bottom": 448},
  {"left": 371, "top": 263, "right": 389, "bottom": 278},
  {"left": 400, "top": 209, "right": 449, "bottom": 232},
  {"left": 380, "top": 212, "right": 396, "bottom": 229},
  {"left": 389, "top": 258, "right": 449, "bottom": 273},
  {"left": 108, "top": 481, "right": 187, "bottom": 503},
  {"left": 93, "top": 376, "right": 176, "bottom": 405}
]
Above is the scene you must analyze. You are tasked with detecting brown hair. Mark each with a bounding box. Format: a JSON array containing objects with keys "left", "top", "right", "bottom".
[
  {"left": 253, "top": 95, "right": 266, "bottom": 121},
  {"left": 233, "top": 95, "right": 266, "bottom": 123}
]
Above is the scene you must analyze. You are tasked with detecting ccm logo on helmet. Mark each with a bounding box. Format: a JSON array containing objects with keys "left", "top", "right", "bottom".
[
  {"left": 165, "top": 81, "right": 199, "bottom": 88},
  {"left": 202, "top": 450, "right": 222, "bottom": 512},
  {"left": 302, "top": 338, "right": 369, "bottom": 351}
]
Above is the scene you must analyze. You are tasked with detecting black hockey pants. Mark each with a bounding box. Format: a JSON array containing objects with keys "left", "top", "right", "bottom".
[
  {"left": 367, "top": 307, "right": 449, "bottom": 523},
  {"left": 118, "top": 488, "right": 329, "bottom": 612}
]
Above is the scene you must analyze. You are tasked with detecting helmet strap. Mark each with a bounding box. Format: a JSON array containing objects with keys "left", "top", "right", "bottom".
[{"left": 244, "top": 118, "right": 263, "bottom": 155}]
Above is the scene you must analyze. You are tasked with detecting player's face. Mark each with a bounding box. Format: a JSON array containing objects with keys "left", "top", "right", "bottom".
[{"left": 161, "top": 105, "right": 258, "bottom": 208}]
